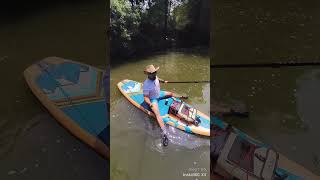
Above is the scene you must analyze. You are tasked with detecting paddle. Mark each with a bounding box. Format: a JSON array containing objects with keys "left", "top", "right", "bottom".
[
  {"left": 166, "top": 80, "right": 210, "bottom": 83},
  {"left": 211, "top": 61, "right": 320, "bottom": 68}
]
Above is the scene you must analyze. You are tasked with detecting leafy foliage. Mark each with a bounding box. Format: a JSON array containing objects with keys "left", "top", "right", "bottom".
[{"left": 111, "top": 0, "right": 209, "bottom": 58}]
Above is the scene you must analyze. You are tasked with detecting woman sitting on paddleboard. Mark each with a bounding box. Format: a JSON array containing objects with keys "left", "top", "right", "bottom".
[{"left": 143, "top": 65, "right": 187, "bottom": 146}]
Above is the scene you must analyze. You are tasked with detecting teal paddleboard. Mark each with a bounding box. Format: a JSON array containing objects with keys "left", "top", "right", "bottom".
[
  {"left": 117, "top": 79, "right": 210, "bottom": 136},
  {"left": 24, "top": 57, "right": 109, "bottom": 158}
]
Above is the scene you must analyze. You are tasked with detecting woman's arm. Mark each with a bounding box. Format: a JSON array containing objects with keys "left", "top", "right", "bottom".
[{"left": 158, "top": 77, "right": 168, "bottom": 83}]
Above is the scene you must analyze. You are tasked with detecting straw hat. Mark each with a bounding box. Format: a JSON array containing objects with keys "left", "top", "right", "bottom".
[{"left": 144, "top": 64, "right": 159, "bottom": 73}]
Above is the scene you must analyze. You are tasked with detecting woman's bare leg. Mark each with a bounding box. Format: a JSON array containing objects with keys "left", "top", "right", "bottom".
[
  {"left": 150, "top": 102, "right": 165, "bottom": 130},
  {"left": 150, "top": 102, "right": 169, "bottom": 146}
]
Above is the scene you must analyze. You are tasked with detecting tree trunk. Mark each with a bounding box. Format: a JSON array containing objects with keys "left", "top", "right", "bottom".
[{"left": 163, "top": 0, "right": 169, "bottom": 40}]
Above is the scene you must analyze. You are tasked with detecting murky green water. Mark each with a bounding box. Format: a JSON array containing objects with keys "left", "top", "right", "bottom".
[
  {"left": 110, "top": 51, "right": 210, "bottom": 180},
  {"left": 0, "top": 1, "right": 108, "bottom": 179},
  {"left": 212, "top": 0, "right": 320, "bottom": 64}
]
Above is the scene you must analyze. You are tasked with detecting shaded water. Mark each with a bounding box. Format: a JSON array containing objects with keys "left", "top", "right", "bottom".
[
  {"left": 0, "top": 114, "right": 108, "bottom": 180},
  {"left": 212, "top": 0, "right": 320, "bottom": 64},
  {"left": 110, "top": 51, "right": 210, "bottom": 180},
  {"left": 0, "top": 1, "right": 108, "bottom": 179}
]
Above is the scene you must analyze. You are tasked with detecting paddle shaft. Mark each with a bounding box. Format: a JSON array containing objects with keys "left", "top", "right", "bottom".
[
  {"left": 166, "top": 81, "right": 209, "bottom": 83},
  {"left": 211, "top": 62, "right": 320, "bottom": 68}
]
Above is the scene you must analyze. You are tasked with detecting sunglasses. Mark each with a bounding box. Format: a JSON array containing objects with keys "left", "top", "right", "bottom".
[{"left": 148, "top": 71, "right": 157, "bottom": 75}]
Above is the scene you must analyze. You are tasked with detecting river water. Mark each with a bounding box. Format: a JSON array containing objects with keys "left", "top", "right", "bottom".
[
  {"left": 110, "top": 51, "right": 210, "bottom": 180},
  {"left": 0, "top": 1, "right": 108, "bottom": 179}
]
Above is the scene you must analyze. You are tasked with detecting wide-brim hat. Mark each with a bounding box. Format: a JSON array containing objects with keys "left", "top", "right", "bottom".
[{"left": 144, "top": 64, "right": 159, "bottom": 74}]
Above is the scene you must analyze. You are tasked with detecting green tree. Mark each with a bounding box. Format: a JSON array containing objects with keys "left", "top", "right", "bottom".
[
  {"left": 111, "top": 0, "right": 141, "bottom": 56},
  {"left": 110, "top": 0, "right": 209, "bottom": 58}
]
